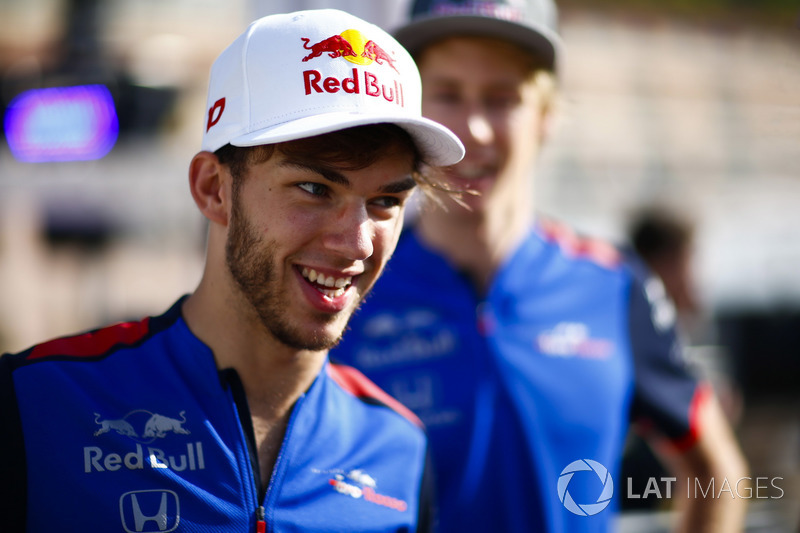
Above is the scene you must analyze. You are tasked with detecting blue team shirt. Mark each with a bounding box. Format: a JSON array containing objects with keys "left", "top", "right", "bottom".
[
  {"left": 331, "top": 220, "right": 705, "bottom": 533},
  {"left": 0, "top": 298, "right": 432, "bottom": 532}
]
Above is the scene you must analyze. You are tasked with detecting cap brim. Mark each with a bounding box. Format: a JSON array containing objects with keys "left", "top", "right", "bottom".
[
  {"left": 394, "top": 15, "right": 562, "bottom": 72},
  {"left": 229, "top": 111, "right": 464, "bottom": 167}
]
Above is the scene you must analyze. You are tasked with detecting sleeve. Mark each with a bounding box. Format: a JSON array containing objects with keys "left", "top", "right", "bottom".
[
  {"left": 626, "top": 264, "right": 709, "bottom": 451},
  {"left": 0, "top": 352, "right": 28, "bottom": 530}
]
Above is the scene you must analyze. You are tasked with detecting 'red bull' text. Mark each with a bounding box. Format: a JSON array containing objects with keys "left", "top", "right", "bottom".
[
  {"left": 303, "top": 68, "right": 404, "bottom": 107},
  {"left": 84, "top": 443, "right": 206, "bottom": 473}
]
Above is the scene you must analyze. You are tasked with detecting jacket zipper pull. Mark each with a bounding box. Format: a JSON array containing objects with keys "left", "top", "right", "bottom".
[{"left": 255, "top": 505, "right": 266, "bottom": 533}]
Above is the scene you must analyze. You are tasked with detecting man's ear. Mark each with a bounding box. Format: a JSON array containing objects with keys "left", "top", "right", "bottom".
[{"left": 189, "top": 151, "right": 230, "bottom": 226}]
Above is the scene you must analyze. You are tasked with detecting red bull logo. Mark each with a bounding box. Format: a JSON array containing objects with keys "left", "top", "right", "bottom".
[
  {"left": 362, "top": 40, "right": 398, "bottom": 73},
  {"left": 301, "top": 30, "right": 404, "bottom": 107},
  {"left": 93, "top": 410, "right": 190, "bottom": 443},
  {"left": 301, "top": 35, "right": 357, "bottom": 62},
  {"left": 302, "top": 29, "right": 399, "bottom": 72},
  {"left": 87, "top": 409, "right": 205, "bottom": 474}
]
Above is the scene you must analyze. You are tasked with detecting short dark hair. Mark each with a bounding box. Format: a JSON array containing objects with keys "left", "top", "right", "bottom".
[{"left": 629, "top": 209, "right": 693, "bottom": 262}]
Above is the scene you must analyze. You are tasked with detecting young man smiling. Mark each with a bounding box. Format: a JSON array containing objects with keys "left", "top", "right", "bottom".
[
  {"left": 332, "top": 1, "right": 748, "bottom": 532},
  {"left": 0, "top": 9, "right": 463, "bottom": 532}
]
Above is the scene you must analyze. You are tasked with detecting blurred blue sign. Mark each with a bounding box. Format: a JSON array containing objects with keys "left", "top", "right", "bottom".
[{"left": 4, "top": 84, "right": 119, "bottom": 162}]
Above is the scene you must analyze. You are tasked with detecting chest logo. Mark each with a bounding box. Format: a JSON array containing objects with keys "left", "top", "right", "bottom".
[
  {"left": 120, "top": 490, "right": 180, "bottom": 533},
  {"left": 536, "top": 322, "right": 614, "bottom": 360},
  {"left": 87, "top": 410, "right": 204, "bottom": 474},
  {"left": 94, "top": 410, "right": 190, "bottom": 443},
  {"left": 313, "top": 468, "right": 408, "bottom": 512}
]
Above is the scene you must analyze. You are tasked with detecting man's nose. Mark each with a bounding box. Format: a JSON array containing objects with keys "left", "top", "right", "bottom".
[
  {"left": 466, "top": 111, "right": 494, "bottom": 146},
  {"left": 323, "top": 202, "right": 374, "bottom": 261}
]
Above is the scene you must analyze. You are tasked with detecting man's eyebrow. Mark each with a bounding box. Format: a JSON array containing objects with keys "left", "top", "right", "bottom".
[
  {"left": 379, "top": 176, "right": 417, "bottom": 194},
  {"left": 280, "top": 159, "right": 350, "bottom": 187},
  {"left": 280, "top": 158, "right": 416, "bottom": 193}
]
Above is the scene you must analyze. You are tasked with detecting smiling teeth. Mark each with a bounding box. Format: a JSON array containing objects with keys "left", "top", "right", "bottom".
[
  {"left": 301, "top": 267, "right": 352, "bottom": 296},
  {"left": 320, "top": 288, "right": 345, "bottom": 298}
]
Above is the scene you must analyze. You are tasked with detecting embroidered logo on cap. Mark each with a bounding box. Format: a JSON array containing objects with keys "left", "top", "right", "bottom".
[
  {"left": 301, "top": 31, "right": 405, "bottom": 106},
  {"left": 206, "top": 97, "right": 225, "bottom": 132},
  {"left": 302, "top": 30, "right": 398, "bottom": 72}
]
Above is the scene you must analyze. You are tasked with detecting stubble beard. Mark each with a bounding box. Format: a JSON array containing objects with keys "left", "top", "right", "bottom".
[{"left": 225, "top": 198, "right": 345, "bottom": 352}]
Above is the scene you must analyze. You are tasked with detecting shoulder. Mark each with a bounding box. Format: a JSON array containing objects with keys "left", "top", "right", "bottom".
[
  {"left": 326, "top": 361, "right": 423, "bottom": 430},
  {"left": 535, "top": 217, "right": 623, "bottom": 271},
  {"left": 2, "top": 298, "right": 184, "bottom": 370}
]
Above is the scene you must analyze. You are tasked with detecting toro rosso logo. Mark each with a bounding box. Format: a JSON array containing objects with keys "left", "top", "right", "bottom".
[
  {"left": 313, "top": 468, "right": 408, "bottom": 512},
  {"left": 301, "top": 30, "right": 404, "bottom": 106}
]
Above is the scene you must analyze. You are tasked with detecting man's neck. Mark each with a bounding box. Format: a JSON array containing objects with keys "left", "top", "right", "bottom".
[
  {"left": 182, "top": 281, "right": 326, "bottom": 488},
  {"left": 416, "top": 194, "right": 533, "bottom": 294},
  {"left": 181, "top": 282, "right": 326, "bottom": 414}
]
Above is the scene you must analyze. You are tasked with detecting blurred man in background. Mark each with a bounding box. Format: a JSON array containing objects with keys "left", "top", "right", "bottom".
[
  {"left": 629, "top": 207, "right": 700, "bottom": 336},
  {"left": 0, "top": 9, "right": 464, "bottom": 531},
  {"left": 628, "top": 207, "right": 742, "bottom": 421},
  {"left": 332, "top": 0, "right": 749, "bottom": 531},
  {"left": 622, "top": 207, "right": 745, "bottom": 516}
]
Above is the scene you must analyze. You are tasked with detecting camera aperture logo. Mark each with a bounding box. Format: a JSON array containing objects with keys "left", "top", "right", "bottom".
[{"left": 557, "top": 459, "right": 614, "bottom": 516}]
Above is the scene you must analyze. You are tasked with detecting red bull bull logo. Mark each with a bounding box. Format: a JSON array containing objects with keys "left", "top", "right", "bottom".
[
  {"left": 301, "top": 30, "right": 404, "bottom": 107},
  {"left": 362, "top": 40, "right": 398, "bottom": 73},
  {"left": 87, "top": 409, "right": 205, "bottom": 474},
  {"left": 302, "top": 30, "right": 399, "bottom": 72},
  {"left": 301, "top": 35, "right": 357, "bottom": 62}
]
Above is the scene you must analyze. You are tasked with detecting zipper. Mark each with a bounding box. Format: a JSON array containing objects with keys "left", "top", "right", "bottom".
[
  {"left": 221, "top": 367, "right": 308, "bottom": 533},
  {"left": 255, "top": 505, "right": 266, "bottom": 533},
  {"left": 259, "top": 386, "right": 307, "bottom": 530},
  {"left": 221, "top": 369, "right": 268, "bottom": 532}
]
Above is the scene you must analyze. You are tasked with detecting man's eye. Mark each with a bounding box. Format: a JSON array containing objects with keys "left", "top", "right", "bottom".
[
  {"left": 372, "top": 196, "right": 402, "bottom": 209},
  {"left": 298, "top": 182, "right": 328, "bottom": 196}
]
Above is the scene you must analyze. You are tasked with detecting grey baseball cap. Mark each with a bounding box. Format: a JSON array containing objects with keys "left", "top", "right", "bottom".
[{"left": 393, "top": 0, "right": 562, "bottom": 71}]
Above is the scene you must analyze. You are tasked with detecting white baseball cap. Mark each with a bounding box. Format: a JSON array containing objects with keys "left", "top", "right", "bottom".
[{"left": 202, "top": 9, "right": 464, "bottom": 166}]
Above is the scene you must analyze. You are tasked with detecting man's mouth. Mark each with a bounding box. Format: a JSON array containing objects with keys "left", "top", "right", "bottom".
[{"left": 300, "top": 267, "right": 353, "bottom": 299}]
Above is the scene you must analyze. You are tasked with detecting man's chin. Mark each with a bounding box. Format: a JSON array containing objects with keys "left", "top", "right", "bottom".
[
  {"left": 270, "top": 295, "right": 363, "bottom": 351},
  {"left": 275, "top": 319, "right": 348, "bottom": 352},
  {"left": 275, "top": 331, "right": 341, "bottom": 353}
]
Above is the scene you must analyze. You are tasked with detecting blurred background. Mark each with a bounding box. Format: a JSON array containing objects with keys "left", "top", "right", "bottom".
[{"left": 0, "top": 0, "right": 797, "bottom": 530}]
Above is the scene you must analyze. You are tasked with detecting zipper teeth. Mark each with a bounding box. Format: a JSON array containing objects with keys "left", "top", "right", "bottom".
[
  {"left": 221, "top": 370, "right": 265, "bottom": 527},
  {"left": 224, "top": 368, "right": 310, "bottom": 531},
  {"left": 261, "top": 392, "right": 306, "bottom": 525}
]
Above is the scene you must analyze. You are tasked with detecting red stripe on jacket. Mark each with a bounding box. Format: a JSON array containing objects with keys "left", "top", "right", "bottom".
[
  {"left": 539, "top": 218, "right": 621, "bottom": 268},
  {"left": 27, "top": 318, "right": 151, "bottom": 361},
  {"left": 327, "top": 362, "right": 423, "bottom": 429},
  {"left": 670, "top": 381, "right": 712, "bottom": 452}
]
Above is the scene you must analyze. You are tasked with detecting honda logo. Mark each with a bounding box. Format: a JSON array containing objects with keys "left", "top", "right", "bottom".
[{"left": 119, "top": 490, "right": 180, "bottom": 532}]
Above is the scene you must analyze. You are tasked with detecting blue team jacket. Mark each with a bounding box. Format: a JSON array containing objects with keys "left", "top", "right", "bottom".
[
  {"left": 0, "top": 299, "right": 433, "bottom": 532},
  {"left": 331, "top": 220, "right": 705, "bottom": 533}
]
